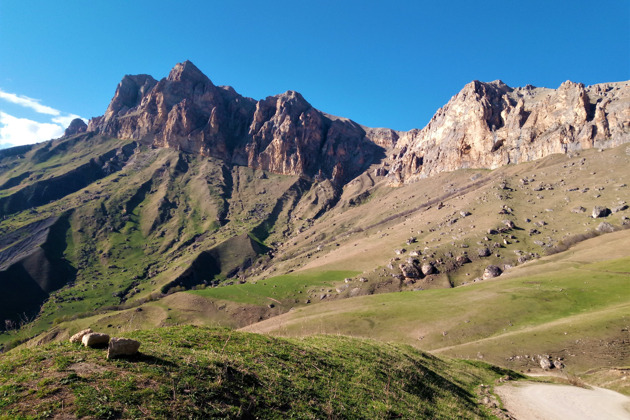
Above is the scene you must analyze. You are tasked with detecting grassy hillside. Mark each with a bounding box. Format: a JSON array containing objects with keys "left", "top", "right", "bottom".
[
  {"left": 243, "top": 229, "right": 630, "bottom": 391},
  {"left": 0, "top": 326, "right": 518, "bottom": 419}
]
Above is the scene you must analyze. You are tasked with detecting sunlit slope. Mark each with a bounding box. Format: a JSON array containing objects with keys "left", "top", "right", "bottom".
[
  {"left": 243, "top": 229, "right": 630, "bottom": 375},
  {"left": 0, "top": 326, "right": 516, "bottom": 419}
]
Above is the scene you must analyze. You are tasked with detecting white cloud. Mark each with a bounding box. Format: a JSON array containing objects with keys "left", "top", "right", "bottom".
[
  {"left": 0, "top": 88, "right": 87, "bottom": 146},
  {"left": 0, "top": 89, "right": 60, "bottom": 116},
  {"left": 0, "top": 112, "right": 65, "bottom": 146}
]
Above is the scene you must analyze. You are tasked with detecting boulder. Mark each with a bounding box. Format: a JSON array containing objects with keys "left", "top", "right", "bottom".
[
  {"left": 107, "top": 337, "right": 141, "bottom": 359},
  {"left": 399, "top": 263, "right": 421, "bottom": 279},
  {"left": 551, "top": 359, "right": 564, "bottom": 370},
  {"left": 538, "top": 355, "right": 552, "bottom": 370},
  {"left": 421, "top": 263, "right": 436, "bottom": 276},
  {"left": 82, "top": 332, "right": 110, "bottom": 348},
  {"left": 456, "top": 255, "right": 471, "bottom": 265},
  {"left": 592, "top": 206, "right": 611, "bottom": 218},
  {"left": 69, "top": 328, "right": 93, "bottom": 343},
  {"left": 477, "top": 247, "right": 491, "bottom": 257},
  {"left": 596, "top": 222, "right": 615, "bottom": 233},
  {"left": 483, "top": 265, "right": 502, "bottom": 279}
]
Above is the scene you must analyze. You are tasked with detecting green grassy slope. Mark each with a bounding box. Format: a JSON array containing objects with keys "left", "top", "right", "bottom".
[
  {"left": 0, "top": 326, "right": 518, "bottom": 419},
  {"left": 243, "top": 229, "right": 630, "bottom": 384}
]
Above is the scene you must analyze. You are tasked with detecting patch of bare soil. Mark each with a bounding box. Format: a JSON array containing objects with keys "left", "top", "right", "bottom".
[
  {"left": 68, "top": 362, "right": 107, "bottom": 375},
  {"left": 496, "top": 382, "right": 630, "bottom": 420}
]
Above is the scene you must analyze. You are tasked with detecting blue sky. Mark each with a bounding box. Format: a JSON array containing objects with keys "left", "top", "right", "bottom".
[{"left": 0, "top": 0, "right": 628, "bottom": 146}]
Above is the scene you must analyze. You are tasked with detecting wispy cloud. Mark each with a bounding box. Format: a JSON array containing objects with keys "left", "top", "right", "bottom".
[
  {"left": 0, "top": 88, "right": 61, "bottom": 116},
  {"left": 0, "top": 89, "right": 86, "bottom": 146},
  {"left": 0, "top": 112, "right": 65, "bottom": 146}
]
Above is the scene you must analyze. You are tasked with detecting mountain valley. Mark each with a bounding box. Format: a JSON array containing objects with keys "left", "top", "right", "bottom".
[{"left": 0, "top": 61, "right": 629, "bottom": 418}]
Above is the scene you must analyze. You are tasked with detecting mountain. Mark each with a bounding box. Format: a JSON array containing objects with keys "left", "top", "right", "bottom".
[
  {"left": 87, "top": 60, "right": 383, "bottom": 185},
  {"left": 0, "top": 62, "right": 629, "bottom": 416},
  {"left": 87, "top": 61, "right": 630, "bottom": 185},
  {"left": 387, "top": 79, "right": 630, "bottom": 182}
]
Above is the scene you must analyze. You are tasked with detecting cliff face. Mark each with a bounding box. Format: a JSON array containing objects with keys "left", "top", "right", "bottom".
[
  {"left": 386, "top": 80, "right": 630, "bottom": 183},
  {"left": 88, "top": 61, "right": 630, "bottom": 184},
  {"left": 88, "top": 61, "right": 381, "bottom": 183}
]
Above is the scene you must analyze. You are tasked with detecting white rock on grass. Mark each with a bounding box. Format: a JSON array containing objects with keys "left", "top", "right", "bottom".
[
  {"left": 69, "top": 328, "right": 93, "bottom": 343},
  {"left": 107, "top": 337, "right": 141, "bottom": 359},
  {"left": 82, "top": 332, "right": 110, "bottom": 348}
]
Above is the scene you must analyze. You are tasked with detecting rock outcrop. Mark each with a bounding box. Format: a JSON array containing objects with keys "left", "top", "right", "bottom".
[
  {"left": 88, "top": 61, "right": 382, "bottom": 184},
  {"left": 88, "top": 61, "right": 630, "bottom": 185},
  {"left": 387, "top": 80, "right": 630, "bottom": 183},
  {"left": 64, "top": 118, "right": 87, "bottom": 136}
]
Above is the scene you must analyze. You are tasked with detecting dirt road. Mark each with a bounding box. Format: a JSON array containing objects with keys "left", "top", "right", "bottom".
[{"left": 496, "top": 382, "right": 630, "bottom": 420}]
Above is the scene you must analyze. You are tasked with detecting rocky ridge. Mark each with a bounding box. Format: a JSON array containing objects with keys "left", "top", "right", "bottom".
[
  {"left": 88, "top": 61, "right": 382, "bottom": 184},
  {"left": 87, "top": 61, "right": 630, "bottom": 185},
  {"left": 387, "top": 80, "right": 630, "bottom": 182}
]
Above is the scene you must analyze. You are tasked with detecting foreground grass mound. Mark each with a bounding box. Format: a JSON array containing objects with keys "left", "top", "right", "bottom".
[{"left": 0, "top": 326, "right": 516, "bottom": 419}]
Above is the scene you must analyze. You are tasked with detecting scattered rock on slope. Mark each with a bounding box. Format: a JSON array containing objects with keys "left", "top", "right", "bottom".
[
  {"left": 69, "top": 328, "right": 93, "bottom": 343},
  {"left": 483, "top": 265, "right": 502, "bottom": 279},
  {"left": 592, "top": 206, "right": 611, "bottom": 218},
  {"left": 107, "top": 337, "right": 141, "bottom": 359},
  {"left": 82, "top": 332, "right": 110, "bottom": 348}
]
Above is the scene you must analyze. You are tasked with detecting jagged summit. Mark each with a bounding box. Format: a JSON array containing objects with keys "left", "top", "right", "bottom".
[
  {"left": 87, "top": 62, "right": 630, "bottom": 185},
  {"left": 88, "top": 61, "right": 381, "bottom": 183},
  {"left": 167, "top": 60, "right": 209, "bottom": 83},
  {"left": 64, "top": 118, "right": 87, "bottom": 136}
]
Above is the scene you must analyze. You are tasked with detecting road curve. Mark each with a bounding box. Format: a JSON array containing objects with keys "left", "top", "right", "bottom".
[{"left": 496, "top": 382, "right": 630, "bottom": 420}]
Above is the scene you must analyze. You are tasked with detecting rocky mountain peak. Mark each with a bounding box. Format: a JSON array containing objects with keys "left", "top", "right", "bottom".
[
  {"left": 87, "top": 62, "right": 381, "bottom": 184},
  {"left": 167, "top": 60, "right": 211, "bottom": 84},
  {"left": 64, "top": 118, "right": 87, "bottom": 137},
  {"left": 103, "top": 74, "right": 157, "bottom": 121},
  {"left": 386, "top": 79, "right": 630, "bottom": 183}
]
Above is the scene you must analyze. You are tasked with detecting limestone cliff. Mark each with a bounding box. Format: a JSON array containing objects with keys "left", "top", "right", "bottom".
[{"left": 386, "top": 80, "right": 630, "bottom": 183}]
